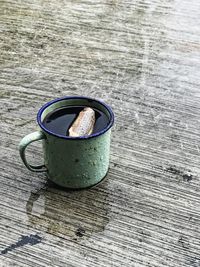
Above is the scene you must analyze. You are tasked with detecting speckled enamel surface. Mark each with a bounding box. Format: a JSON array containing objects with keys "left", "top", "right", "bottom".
[{"left": 43, "top": 129, "right": 111, "bottom": 188}]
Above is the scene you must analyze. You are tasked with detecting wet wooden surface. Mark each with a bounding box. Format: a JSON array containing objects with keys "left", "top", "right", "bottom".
[{"left": 1, "top": 0, "right": 200, "bottom": 266}]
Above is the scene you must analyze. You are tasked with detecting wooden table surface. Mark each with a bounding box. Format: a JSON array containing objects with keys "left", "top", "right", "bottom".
[{"left": 1, "top": 0, "right": 200, "bottom": 266}]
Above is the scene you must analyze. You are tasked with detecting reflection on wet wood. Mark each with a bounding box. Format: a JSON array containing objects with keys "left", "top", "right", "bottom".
[{"left": 1, "top": 0, "right": 200, "bottom": 266}]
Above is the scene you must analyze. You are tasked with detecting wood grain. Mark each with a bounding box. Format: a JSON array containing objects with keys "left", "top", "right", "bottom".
[{"left": 1, "top": 0, "right": 200, "bottom": 266}]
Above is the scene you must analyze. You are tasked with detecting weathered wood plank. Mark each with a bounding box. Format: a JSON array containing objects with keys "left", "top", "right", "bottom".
[{"left": 1, "top": 0, "right": 200, "bottom": 266}]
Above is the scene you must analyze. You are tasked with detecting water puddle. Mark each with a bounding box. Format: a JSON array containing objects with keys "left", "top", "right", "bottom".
[{"left": 26, "top": 180, "right": 110, "bottom": 239}]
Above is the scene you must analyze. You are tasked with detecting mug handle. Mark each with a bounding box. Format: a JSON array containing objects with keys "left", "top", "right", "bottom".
[{"left": 19, "top": 131, "right": 47, "bottom": 172}]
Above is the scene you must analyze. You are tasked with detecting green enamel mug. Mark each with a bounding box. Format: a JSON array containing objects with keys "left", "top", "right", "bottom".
[{"left": 19, "top": 96, "right": 114, "bottom": 189}]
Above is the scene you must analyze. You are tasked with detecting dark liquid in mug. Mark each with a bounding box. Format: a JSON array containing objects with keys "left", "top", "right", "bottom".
[{"left": 43, "top": 106, "right": 109, "bottom": 137}]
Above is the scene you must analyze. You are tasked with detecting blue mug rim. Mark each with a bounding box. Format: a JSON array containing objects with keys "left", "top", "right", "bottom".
[{"left": 37, "top": 96, "right": 114, "bottom": 140}]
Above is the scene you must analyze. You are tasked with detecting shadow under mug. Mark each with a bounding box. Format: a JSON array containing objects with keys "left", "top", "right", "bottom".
[{"left": 19, "top": 96, "right": 114, "bottom": 189}]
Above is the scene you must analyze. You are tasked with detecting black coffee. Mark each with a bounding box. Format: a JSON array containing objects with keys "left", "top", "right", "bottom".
[{"left": 43, "top": 106, "right": 109, "bottom": 137}]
